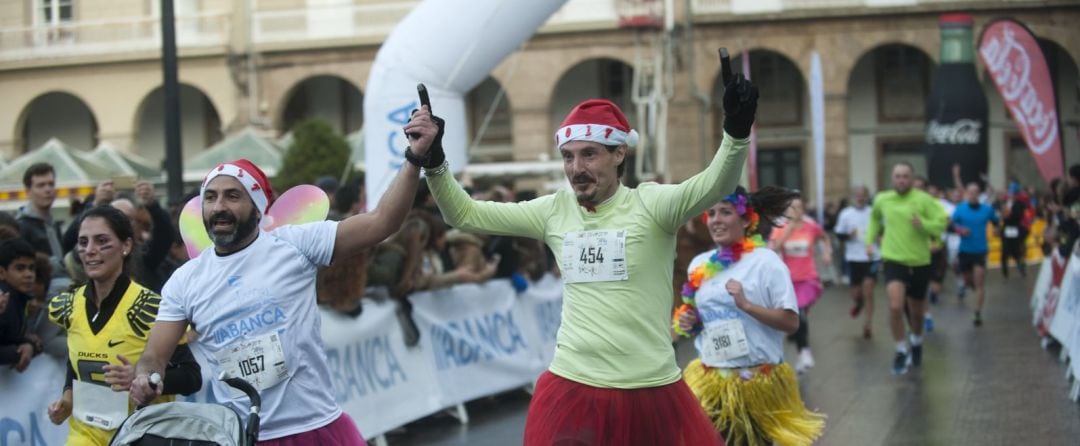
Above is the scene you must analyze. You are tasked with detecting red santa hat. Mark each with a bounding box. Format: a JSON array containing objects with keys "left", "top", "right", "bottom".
[
  {"left": 200, "top": 159, "right": 274, "bottom": 216},
  {"left": 554, "top": 99, "right": 639, "bottom": 149}
]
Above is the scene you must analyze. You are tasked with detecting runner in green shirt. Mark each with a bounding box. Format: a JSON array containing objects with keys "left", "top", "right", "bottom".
[
  {"left": 417, "top": 50, "right": 758, "bottom": 445},
  {"left": 865, "top": 162, "right": 948, "bottom": 375}
]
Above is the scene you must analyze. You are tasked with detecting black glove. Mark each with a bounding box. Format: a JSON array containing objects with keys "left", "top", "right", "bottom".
[
  {"left": 404, "top": 111, "right": 446, "bottom": 169},
  {"left": 425, "top": 114, "right": 446, "bottom": 168},
  {"left": 719, "top": 48, "right": 758, "bottom": 139}
]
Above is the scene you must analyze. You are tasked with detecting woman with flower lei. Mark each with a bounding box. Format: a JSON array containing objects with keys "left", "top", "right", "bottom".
[{"left": 674, "top": 186, "right": 824, "bottom": 446}]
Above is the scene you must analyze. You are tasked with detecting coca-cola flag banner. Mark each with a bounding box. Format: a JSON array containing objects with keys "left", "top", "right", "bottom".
[{"left": 979, "top": 18, "right": 1065, "bottom": 185}]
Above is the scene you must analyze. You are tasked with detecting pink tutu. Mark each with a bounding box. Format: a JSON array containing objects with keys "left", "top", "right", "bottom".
[{"left": 793, "top": 279, "right": 823, "bottom": 309}]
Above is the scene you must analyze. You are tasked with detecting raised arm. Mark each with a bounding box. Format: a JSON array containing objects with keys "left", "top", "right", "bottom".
[
  {"left": 638, "top": 133, "right": 750, "bottom": 233},
  {"left": 637, "top": 49, "right": 757, "bottom": 232},
  {"left": 426, "top": 170, "right": 551, "bottom": 240},
  {"left": 333, "top": 106, "right": 438, "bottom": 259}
]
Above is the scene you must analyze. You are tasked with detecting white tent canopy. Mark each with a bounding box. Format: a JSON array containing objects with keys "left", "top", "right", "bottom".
[
  {"left": 86, "top": 141, "right": 162, "bottom": 181},
  {"left": 183, "top": 128, "right": 284, "bottom": 182},
  {"left": 0, "top": 138, "right": 113, "bottom": 188}
]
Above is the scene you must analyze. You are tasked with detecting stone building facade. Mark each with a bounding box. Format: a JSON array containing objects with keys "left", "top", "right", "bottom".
[{"left": 1, "top": 0, "right": 1077, "bottom": 203}]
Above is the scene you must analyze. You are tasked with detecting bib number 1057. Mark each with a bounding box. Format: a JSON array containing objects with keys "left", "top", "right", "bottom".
[
  {"left": 580, "top": 247, "right": 605, "bottom": 264},
  {"left": 238, "top": 355, "right": 265, "bottom": 377},
  {"left": 215, "top": 332, "right": 290, "bottom": 393}
]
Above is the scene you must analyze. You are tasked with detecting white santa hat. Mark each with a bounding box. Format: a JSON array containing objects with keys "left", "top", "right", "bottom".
[{"left": 554, "top": 99, "right": 639, "bottom": 148}]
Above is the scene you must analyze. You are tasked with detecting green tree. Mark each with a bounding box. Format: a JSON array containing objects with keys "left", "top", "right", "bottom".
[{"left": 275, "top": 119, "right": 351, "bottom": 190}]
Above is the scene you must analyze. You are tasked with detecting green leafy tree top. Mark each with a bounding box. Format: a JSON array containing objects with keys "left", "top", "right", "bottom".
[{"left": 275, "top": 119, "right": 350, "bottom": 190}]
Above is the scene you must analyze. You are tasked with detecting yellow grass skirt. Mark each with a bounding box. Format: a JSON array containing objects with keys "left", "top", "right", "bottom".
[{"left": 684, "top": 359, "right": 825, "bottom": 446}]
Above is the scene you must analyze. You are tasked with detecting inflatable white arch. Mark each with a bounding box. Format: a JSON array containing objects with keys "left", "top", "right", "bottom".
[{"left": 364, "top": 0, "right": 569, "bottom": 204}]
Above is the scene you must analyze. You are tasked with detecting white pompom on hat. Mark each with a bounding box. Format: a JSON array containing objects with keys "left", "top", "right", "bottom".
[{"left": 554, "top": 99, "right": 639, "bottom": 149}]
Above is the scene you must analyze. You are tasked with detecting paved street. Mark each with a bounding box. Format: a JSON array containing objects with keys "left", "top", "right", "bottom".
[{"left": 386, "top": 271, "right": 1080, "bottom": 445}]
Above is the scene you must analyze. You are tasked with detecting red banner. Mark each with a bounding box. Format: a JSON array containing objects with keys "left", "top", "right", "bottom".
[{"left": 978, "top": 18, "right": 1064, "bottom": 185}]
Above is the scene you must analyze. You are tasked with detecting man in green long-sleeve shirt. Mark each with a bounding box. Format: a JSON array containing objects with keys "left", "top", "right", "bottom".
[
  {"left": 414, "top": 50, "right": 758, "bottom": 445},
  {"left": 865, "top": 162, "right": 948, "bottom": 375}
]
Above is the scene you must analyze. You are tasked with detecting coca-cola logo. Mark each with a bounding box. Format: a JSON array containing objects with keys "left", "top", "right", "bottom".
[
  {"left": 926, "top": 119, "right": 982, "bottom": 145},
  {"left": 980, "top": 24, "right": 1058, "bottom": 155}
]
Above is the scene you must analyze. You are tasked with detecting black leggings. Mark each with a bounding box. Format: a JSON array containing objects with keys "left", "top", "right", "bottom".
[
  {"left": 1001, "top": 238, "right": 1026, "bottom": 277},
  {"left": 794, "top": 311, "right": 809, "bottom": 350}
]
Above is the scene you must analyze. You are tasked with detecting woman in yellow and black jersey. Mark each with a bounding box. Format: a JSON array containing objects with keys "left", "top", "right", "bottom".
[{"left": 45, "top": 205, "right": 201, "bottom": 446}]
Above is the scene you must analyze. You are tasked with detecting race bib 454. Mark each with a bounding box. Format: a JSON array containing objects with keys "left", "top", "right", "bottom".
[{"left": 560, "top": 230, "right": 629, "bottom": 284}]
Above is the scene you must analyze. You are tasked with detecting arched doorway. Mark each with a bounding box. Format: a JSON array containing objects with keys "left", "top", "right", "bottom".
[
  {"left": 465, "top": 76, "right": 513, "bottom": 163},
  {"left": 18, "top": 91, "right": 98, "bottom": 152},
  {"left": 134, "top": 84, "right": 223, "bottom": 164},
  {"left": 279, "top": 75, "right": 363, "bottom": 136},
  {"left": 846, "top": 44, "right": 935, "bottom": 191}
]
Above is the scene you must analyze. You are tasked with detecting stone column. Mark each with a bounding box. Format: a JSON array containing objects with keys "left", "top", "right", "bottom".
[
  {"left": 824, "top": 92, "right": 850, "bottom": 201},
  {"left": 511, "top": 106, "right": 553, "bottom": 162}
]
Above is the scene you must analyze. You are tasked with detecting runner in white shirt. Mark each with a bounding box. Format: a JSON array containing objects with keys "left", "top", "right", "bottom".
[
  {"left": 130, "top": 105, "right": 443, "bottom": 444},
  {"left": 674, "top": 186, "right": 824, "bottom": 445},
  {"left": 834, "top": 185, "right": 881, "bottom": 339},
  {"left": 939, "top": 189, "right": 963, "bottom": 298}
]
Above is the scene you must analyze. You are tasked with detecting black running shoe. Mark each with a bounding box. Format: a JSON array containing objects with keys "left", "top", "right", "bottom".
[
  {"left": 911, "top": 344, "right": 922, "bottom": 367},
  {"left": 973, "top": 311, "right": 983, "bottom": 327},
  {"left": 892, "top": 351, "right": 910, "bottom": 375}
]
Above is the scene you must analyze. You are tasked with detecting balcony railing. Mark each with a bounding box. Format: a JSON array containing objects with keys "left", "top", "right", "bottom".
[
  {"left": 251, "top": 0, "right": 625, "bottom": 44},
  {"left": 543, "top": 0, "right": 620, "bottom": 30},
  {"left": 0, "top": 12, "right": 229, "bottom": 63},
  {"left": 252, "top": 1, "right": 417, "bottom": 44},
  {"left": 0, "top": 0, "right": 1051, "bottom": 63}
]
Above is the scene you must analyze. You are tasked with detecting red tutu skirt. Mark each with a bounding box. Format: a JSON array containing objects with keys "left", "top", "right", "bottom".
[{"left": 524, "top": 371, "right": 724, "bottom": 446}]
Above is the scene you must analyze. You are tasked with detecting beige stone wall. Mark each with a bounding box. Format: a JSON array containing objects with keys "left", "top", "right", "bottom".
[
  {"left": 76, "top": 0, "right": 149, "bottom": 21},
  {"left": 0, "top": 55, "right": 235, "bottom": 158},
  {"left": 258, "top": 45, "right": 377, "bottom": 132},
  {"left": 0, "top": 0, "right": 28, "bottom": 27},
  {"left": 1, "top": 3, "right": 1077, "bottom": 203},
  {"left": 256, "top": 0, "right": 307, "bottom": 11}
]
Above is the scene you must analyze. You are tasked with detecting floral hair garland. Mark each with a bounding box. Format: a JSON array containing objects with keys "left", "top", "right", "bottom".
[{"left": 674, "top": 192, "right": 763, "bottom": 337}]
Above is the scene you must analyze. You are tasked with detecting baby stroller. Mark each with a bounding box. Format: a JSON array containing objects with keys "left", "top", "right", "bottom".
[{"left": 108, "top": 373, "right": 261, "bottom": 446}]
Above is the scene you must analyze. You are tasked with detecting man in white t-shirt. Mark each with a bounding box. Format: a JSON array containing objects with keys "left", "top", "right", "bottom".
[
  {"left": 130, "top": 107, "right": 442, "bottom": 444},
  {"left": 940, "top": 188, "right": 962, "bottom": 297},
  {"left": 834, "top": 185, "right": 881, "bottom": 338}
]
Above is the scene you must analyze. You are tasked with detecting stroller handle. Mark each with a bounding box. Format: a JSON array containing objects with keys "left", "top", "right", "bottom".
[
  {"left": 218, "top": 373, "right": 262, "bottom": 412},
  {"left": 217, "top": 373, "right": 261, "bottom": 446}
]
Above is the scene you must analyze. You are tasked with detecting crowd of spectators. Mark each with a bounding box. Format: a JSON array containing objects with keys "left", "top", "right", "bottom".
[{"left": 4, "top": 160, "right": 1078, "bottom": 373}]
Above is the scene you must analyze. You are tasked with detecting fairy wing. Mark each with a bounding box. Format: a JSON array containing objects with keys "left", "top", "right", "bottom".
[
  {"left": 261, "top": 185, "right": 331, "bottom": 232},
  {"left": 179, "top": 185, "right": 330, "bottom": 258}
]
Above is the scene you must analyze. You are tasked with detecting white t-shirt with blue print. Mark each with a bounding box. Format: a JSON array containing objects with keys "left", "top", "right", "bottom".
[
  {"left": 158, "top": 221, "right": 341, "bottom": 440},
  {"left": 689, "top": 248, "right": 799, "bottom": 369}
]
